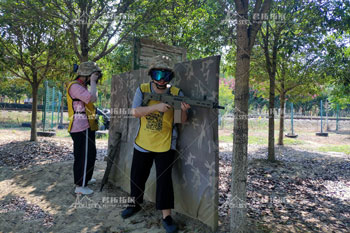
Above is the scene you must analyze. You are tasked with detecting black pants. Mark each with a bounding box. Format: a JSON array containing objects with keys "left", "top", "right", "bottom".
[
  {"left": 70, "top": 128, "right": 96, "bottom": 186},
  {"left": 130, "top": 148, "right": 175, "bottom": 210}
]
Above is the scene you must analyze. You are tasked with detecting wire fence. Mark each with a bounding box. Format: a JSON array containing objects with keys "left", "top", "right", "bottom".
[
  {"left": 220, "top": 101, "right": 350, "bottom": 134},
  {"left": 42, "top": 81, "right": 63, "bottom": 131}
]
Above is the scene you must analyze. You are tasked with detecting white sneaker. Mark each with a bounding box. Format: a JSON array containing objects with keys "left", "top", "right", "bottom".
[
  {"left": 75, "top": 186, "right": 94, "bottom": 195},
  {"left": 88, "top": 178, "right": 96, "bottom": 185}
]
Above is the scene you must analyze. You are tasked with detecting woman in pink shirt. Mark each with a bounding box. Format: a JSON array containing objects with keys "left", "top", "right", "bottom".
[{"left": 67, "top": 61, "right": 101, "bottom": 195}]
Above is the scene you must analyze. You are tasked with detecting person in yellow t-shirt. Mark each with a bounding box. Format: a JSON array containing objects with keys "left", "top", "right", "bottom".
[{"left": 121, "top": 56, "right": 190, "bottom": 233}]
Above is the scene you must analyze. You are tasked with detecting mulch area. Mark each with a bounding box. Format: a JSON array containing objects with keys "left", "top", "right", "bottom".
[
  {"left": 0, "top": 131, "right": 107, "bottom": 169},
  {"left": 0, "top": 196, "right": 54, "bottom": 228},
  {"left": 219, "top": 143, "right": 350, "bottom": 232},
  {"left": 1, "top": 130, "right": 350, "bottom": 232}
]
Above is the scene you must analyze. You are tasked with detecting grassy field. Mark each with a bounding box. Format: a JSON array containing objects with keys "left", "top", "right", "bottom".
[
  {"left": 318, "top": 145, "right": 350, "bottom": 154},
  {"left": 220, "top": 118, "right": 350, "bottom": 155},
  {"left": 0, "top": 110, "right": 69, "bottom": 128},
  {"left": 1, "top": 110, "right": 349, "bottom": 154},
  {"left": 219, "top": 134, "right": 305, "bottom": 145}
]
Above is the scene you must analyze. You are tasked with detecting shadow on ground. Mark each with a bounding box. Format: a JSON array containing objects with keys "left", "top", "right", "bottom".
[
  {"left": 219, "top": 145, "right": 350, "bottom": 232},
  {"left": 0, "top": 160, "right": 212, "bottom": 233}
]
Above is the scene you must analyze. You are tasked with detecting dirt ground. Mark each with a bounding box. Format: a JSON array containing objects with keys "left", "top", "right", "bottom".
[
  {"left": 0, "top": 130, "right": 211, "bottom": 233},
  {"left": 0, "top": 161, "right": 211, "bottom": 233},
  {"left": 1, "top": 127, "right": 350, "bottom": 232},
  {"left": 218, "top": 120, "right": 350, "bottom": 233}
]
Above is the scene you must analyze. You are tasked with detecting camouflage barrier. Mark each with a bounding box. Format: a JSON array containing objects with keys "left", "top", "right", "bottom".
[{"left": 108, "top": 56, "right": 220, "bottom": 231}]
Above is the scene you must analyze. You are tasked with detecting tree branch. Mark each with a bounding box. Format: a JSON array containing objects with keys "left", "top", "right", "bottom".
[
  {"left": 276, "top": 85, "right": 281, "bottom": 93},
  {"left": 94, "top": 19, "right": 123, "bottom": 57},
  {"left": 271, "top": 30, "right": 280, "bottom": 76},
  {"left": 86, "top": 1, "right": 106, "bottom": 33},
  {"left": 27, "top": 0, "right": 74, "bottom": 32},
  {"left": 93, "top": 0, "right": 164, "bottom": 61},
  {"left": 68, "top": 25, "right": 82, "bottom": 60},
  {"left": 261, "top": 24, "right": 272, "bottom": 75},
  {"left": 0, "top": 63, "right": 30, "bottom": 82},
  {"left": 247, "top": 0, "right": 271, "bottom": 50},
  {"left": 285, "top": 83, "right": 300, "bottom": 92},
  {"left": 64, "top": 0, "right": 76, "bottom": 15},
  {"left": 51, "top": 0, "right": 71, "bottom": 22}
]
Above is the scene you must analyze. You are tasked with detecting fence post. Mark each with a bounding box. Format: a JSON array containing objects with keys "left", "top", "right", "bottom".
[
  {"left": 42, "top": 81, "right": 48, "bottom": 131},
  {"left": 57, "top": 92, "right": 62, "bottom": 126},
  {"left": 99, "top": 94, "right": 102, "bottom": 109},
  {"left": 51, "top": 87, "right": 55, "bottom": 129},
  {"left": 336, "top": 104, "right": 339, "bottom": 132},
  {"left": 320, "top": 100, "right": 323, "bottom": 133},
  {"left": 291, "top": 102, "right": 294, "bottom": 135},
  {"left": 325, "top": 100, "right": 329, "bottom": 131}
]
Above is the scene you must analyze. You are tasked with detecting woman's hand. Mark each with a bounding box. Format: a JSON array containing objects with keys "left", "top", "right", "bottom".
[
  {"left": 90, "top": 72, "right": 100, "bottom": 83},
  {"left": 89, "top": 72, "right": 100, "bottom": 103}
]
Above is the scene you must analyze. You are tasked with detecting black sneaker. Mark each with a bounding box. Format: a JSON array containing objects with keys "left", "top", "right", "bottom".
[
  {"left": 121, "top": 205, "right": 141, "bottom": 219},
  {"left": 162, "top": 215, "right": 178, "bottom": 233}
]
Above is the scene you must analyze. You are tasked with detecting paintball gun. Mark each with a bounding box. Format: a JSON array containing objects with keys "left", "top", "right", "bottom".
[{"left": 142, "top": 93, "right": 225, "bottom": 123}]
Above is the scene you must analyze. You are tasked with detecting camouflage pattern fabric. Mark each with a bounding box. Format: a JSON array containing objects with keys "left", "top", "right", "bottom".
[
  {"left": 77, "top": 61, "right": 101, "bottom": 76},
  {"left": 148, "top": 55, "right": 175, "bottom": 72},
  {"left": 108, "top": 56, "right": 220, "bottom": 231}
]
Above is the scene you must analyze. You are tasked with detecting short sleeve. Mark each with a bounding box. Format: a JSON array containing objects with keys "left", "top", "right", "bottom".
[
  {"left": 69, "top": 84, "right": 92, "bottom": 104},
  {"left": 132, "top": 87, "right": 143, "bottom": 108}
]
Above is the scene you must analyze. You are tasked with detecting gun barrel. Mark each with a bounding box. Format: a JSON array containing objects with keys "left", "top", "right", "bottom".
[
  {"left": 143, "top": 93, "right": 225, "bottom": 110},
  {"left": 184, "top": 98, "right": 225, "bottom": 110}
]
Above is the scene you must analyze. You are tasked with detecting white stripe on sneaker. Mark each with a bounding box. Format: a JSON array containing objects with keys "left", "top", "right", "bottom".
[{"left": 82, "top": 128, "right": 88, "bottom": 187}]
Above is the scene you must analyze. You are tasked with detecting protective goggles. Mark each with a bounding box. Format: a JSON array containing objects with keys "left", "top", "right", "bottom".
[{"left": 150, "top": 69, "right": 173, "bottom": 82}]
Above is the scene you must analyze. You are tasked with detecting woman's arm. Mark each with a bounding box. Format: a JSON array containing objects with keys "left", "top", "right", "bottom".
[{"left": 89, "top": 73, "right": 99, "bottom": 103}]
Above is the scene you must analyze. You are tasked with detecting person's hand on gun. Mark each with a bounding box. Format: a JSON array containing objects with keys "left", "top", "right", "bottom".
[
  {"left": 181, "top": 102, "right": 191, "bottom": 111},
  {"left": 156, "top": 103, "right": 172, "bottom": 112}
]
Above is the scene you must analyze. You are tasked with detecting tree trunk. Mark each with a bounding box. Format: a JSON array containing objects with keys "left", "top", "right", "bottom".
[
  {"left": 79, "top": 2, "right": 89, "bottom": 62},
  {"left": 30, "top": 83, "right": 39, "bottom": 141},
  {"left": 231, "top": 19, "right": 250, "bottom": 233},
  {"left": 278, "top": 91, "right": 285, "bottom": 145},
  {"left": 231, "top": 1, "right": 272, "bottom": 231},
  {"left": 268, "top": 72, "right": 275, "bottom": 161}
]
